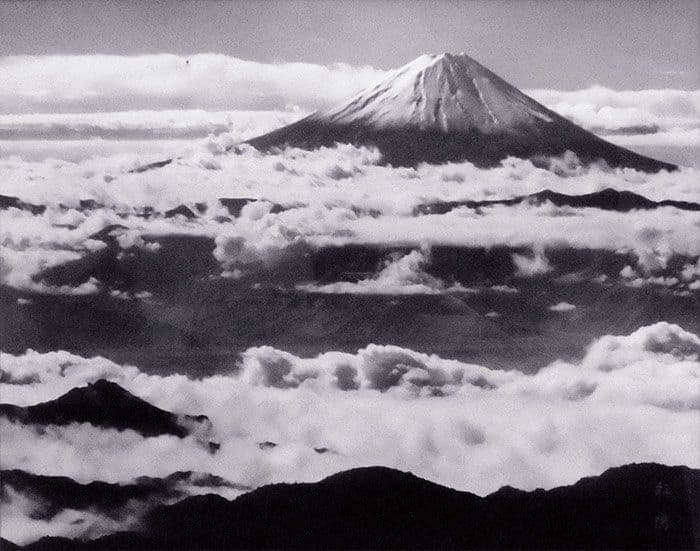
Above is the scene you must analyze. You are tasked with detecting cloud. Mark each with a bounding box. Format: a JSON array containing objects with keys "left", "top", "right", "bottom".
[
  {"left": 1, "top": 323, "right": 698, "bottom": 510},
  {"left": 0, "top": 57, "right": 697, "bottom": 545},
  {"left": 2, "top": 134, "right": 699, "bottom": 209},
  {"left": 548, "top": 302, "right": 576, "bottom": 312},
  {"left": 512, "top": 246, "right": 553, "bottom": 277},
  {"left": 0, "top": 54, "right": 386, "bottom": 115},
  {"left": 0, "top": 487, "right": 141, "bottom": 545},
  {"left": 0, "top": 205, "right": 118, "bottom": 294},
  {"left": 297, "top": 249, "right": 473, "bottom": 295},
  {"left": 0, "top": 55, "right": 697, "bottom": 166},
  {"left": 0, "top": 109, "right": 303, "bottom": 143},
  {"left": 1, "top": 55, "right": 697, "bottom": 136},
  {"left": 489, "top": 285, "right": 519, "bottom": 294},
  {"left": 1, "top": 143, "right": 698, "bottom": 293},
  {"left": 528, "top": 86, "right": 700, "bottom": 134}
]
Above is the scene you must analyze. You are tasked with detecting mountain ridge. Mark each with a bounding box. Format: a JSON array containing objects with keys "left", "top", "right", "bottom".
[{"left": 11, "top": 462, "right": 699, "bottom": 549}]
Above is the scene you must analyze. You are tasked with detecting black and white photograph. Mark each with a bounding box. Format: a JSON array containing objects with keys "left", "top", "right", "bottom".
[{"left": 0, "top": 0, "right": 698, "bottom": 548}]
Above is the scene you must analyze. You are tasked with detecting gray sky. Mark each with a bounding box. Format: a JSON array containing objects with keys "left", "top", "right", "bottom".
[{"left": 1, "top": 0, "right": 698, "bottom": 90}]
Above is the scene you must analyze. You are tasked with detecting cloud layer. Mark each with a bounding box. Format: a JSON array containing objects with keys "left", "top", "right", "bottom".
[
  {"left": 1, "top": 55, "right": 697, "bottom": 166},
  {"left": 1, "top": 323, "right": 698, "bottom": 508},
  {"left": 2, "top": 55, "right": 697, "bottom": 133},
  {"left": 1, "top": 52, "right": 698, "bottom": 546},
  {"left": 0, "top": 54, "right": 385, "bottom": 114},
  {"left": 1, "top": 140, "right": 698, "bottom": 296}
]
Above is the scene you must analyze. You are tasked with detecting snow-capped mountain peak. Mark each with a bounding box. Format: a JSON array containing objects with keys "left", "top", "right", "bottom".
[
  {"left": 247, "top": 52, "right": 675, "bottom": 171},
  {"left": 316, "top": 52, "right": 555, "bottom": 133}
]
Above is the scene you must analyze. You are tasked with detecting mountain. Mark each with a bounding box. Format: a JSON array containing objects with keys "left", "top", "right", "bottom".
[
  {"left": 414, "top": 188, "right": 700, "bottom": 215},
  {"left": 0, "top": 194, "right": 46, "bottom": 215},
  {"left": 0, "top": 380, "right": 217, "bottom": 447},
  {"left": 247, "top": 53, "right": 675, "bottom": 171},
  {"left": 17, "top": 463, "right": 699, "bottom": 549},
  {"left": 1, "top": 469, "right": 250, "bottom": 521}
]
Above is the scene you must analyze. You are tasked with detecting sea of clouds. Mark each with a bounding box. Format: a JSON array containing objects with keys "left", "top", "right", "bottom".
[
  {"left": 2, "top": 321, "right": 698, "bottom": 488},
  {"left": 1, "top": 140, "right": 699, "bottom": 297},
  {"left": 1, "top": 52, "right": 699, "bottom": 545}
]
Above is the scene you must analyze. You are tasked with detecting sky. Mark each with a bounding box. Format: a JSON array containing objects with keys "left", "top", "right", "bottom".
[{"left": 1, "top": 0, "right": 698, "bottom": 90}]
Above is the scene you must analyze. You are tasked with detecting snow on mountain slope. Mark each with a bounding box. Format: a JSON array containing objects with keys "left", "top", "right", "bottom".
[
  {"left": 247, "top": 53, "right": 676, "bottom": 171},
  {"left": 318, "top": 53, "right": 555, "bottom": 131}
]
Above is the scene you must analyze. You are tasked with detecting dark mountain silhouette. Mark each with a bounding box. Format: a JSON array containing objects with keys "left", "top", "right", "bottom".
[
  {"left": 218, "top": 197, "right": 288, "bottom": 217},
  {"left": 0, "top": 194, "right": 46, "bottom": 215},
  {"left": 246, "top": 53, "right": 675, "bottom": 172},
  {"left": 1, "top": 539, "right": 21, "bottom": 551},
  {"left": 0, "top": 380, "right": 216, "bottom": 445},
  {"left": 414, "top": 187, "right": 700, "bottom": 215},
  {"left": 164, "top": 204, "right": 197, "bottom": 219},
  {"left": 1, "top": 469, "right": 250, "bottom": 521},
  {"left": 3, "top": 185, "right": 693, "bottom": 235},
  {"left": 15, "top": 463, "right": 699, "bottom": 549},
  {"left": 127, "top": 158, "right": 173, "bottom": 173},
  {"left": 1, "top": 469, "right": 180, "bottom": 519}
]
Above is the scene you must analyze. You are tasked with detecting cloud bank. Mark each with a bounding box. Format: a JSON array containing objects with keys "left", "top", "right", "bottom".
[
  {"left": 1, "top": 323, "right": 698, "bottom": 506},
  {"left": 1, "top": 142, "right": 698, "bottom": 295},
  {"left": 1, "top": 55, "right": 696, "bottom": 133},
  {"left": 0, "top": 54, "right": 385, "bottom": 115},
  {"left": 297, "top": 249, "right": 473, "bottom": 295},
  {"left": 529, "top": 86, "right": 700, "bottom": 134}
]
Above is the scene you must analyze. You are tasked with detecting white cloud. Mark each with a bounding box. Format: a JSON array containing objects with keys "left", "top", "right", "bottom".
[
  {"left": 528, "top": 86, "right": 700, "bottom": 134},
  {"left": 512, "top": 246, "right": 552, "bottom": 277},
  {"left": 297, "top": 249, "right": 473, "bottom": 295},
  {"left": 1, "top": 56, "right": 697, "bottom": 137},
  {"left": 489, "top": 285, "right": 519, "bottom": 294},
  {"left": 548, "top": 302, "right": 576, "bottom": 312},
  {"left": 1, "top": 322, "right": 697, "bottom": 510},
  {"left": 0, "top": 110, "right": 304, "bottom": 145},
  {"left": 0, "top": 54, "right": 386, "bottom": 115},
  {"left": 1, "top": 144, "right": 698, "bottom": 293},
  {"left": 0, "top": 487, "right": 142, "bottom": 546},
  {"left": 0, "top": 55, "right": 697, "bottom": 166},
  {"left": 2, "top": 136, "right": 699, "bottom": 209},
  {"left": 1, "top": 56, "right": 698, "bottom": 546}
]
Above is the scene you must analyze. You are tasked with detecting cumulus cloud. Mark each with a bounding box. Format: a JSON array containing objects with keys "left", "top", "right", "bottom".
[
  {"left": 1, "top": 54, "right": 698, "bottom": 546},
  {"left": 297, "top": 249, "right": 472, "bottom": 295},
  {"left": 2, "top": 136, "right": 699, "bottom": 208},
  {"left": 210, "top": 201, "right": 699, "bottom": 286},
  {"left": 512, "top": 246, "right": 553, "bottom": 277},
  {"left": 548, "top": 302, "right": 576, "bottom": 312},
  {"left": 0, "top": 205, "right": 119, "bottom": 294},
  {"left": 1, "top": 143, "right": 698, "bottom": 293},
  {"left": 1, "top": 323, "right": 698, "bottom": 508}
]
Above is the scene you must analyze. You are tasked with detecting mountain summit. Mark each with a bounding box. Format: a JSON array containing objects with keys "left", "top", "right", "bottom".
[{"left": 247, "top": 53, "right": 675, "bottom": 171}]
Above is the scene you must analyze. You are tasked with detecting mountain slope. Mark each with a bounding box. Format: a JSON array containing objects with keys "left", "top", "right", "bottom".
[
  {"left": 18, "top": 463, "right": 699, "bottom": 549},
  {"left": 247, "top": 53, "right": 675, "bottom": 171},
  {"left": 1, "top": 469, "right": 249, "bottom": 520},
  {"left": 0, "top": 380, "right": 216, "bottom": 445}
]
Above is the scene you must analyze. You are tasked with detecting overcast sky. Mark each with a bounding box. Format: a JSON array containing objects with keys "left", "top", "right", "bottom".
[{"left": 1, "top": 0, "right": 698, "bottom": 90}]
